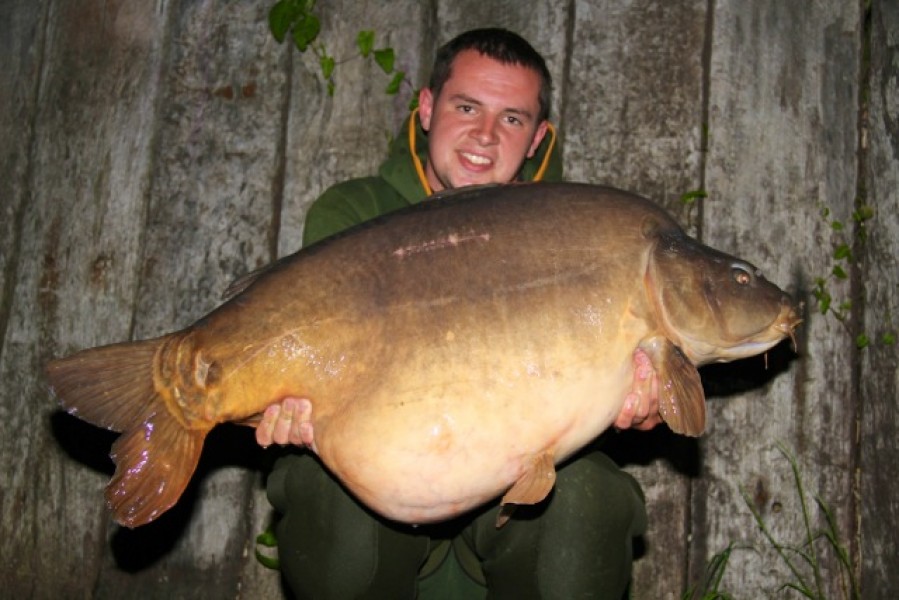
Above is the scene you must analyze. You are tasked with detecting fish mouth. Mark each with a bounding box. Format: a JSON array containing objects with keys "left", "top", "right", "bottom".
[
  {"left": 731, "top": 298, "right": 803, "bottom": 358},
  {"left": 774, "top": 300, "right": 803, "bottom": 352},
  {"left": 683, "top": 297, "right": 804, "bottom": 365}
]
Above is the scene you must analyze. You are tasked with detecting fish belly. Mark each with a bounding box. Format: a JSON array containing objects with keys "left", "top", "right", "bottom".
[{"left": 312, "top": 355, "right": 634, "bottom": 523}]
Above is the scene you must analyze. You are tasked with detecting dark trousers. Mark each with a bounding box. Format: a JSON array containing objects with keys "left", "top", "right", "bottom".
[{"left": 267, "top": 448, "right": 647, "bottom": 600}]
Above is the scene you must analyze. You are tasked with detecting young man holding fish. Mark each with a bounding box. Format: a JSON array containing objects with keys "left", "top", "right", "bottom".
[{"left": 258, "top": 28, "right": 661, "bottom": 599}]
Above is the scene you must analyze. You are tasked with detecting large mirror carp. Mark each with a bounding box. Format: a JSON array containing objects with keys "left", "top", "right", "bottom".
[{"left": 46, "top": 182, "right": 801, "bottom": 528}]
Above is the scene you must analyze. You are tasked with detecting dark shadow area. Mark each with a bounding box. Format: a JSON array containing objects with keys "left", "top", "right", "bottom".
[
  {"left": 50, "top": 410, "right": 117, "bottom": 476},
  {"left": 699, "top": 338, "right": 798, "bottom": 399},
  {"left": 51, "top": 411, "right": 271, "bottom": 572}
]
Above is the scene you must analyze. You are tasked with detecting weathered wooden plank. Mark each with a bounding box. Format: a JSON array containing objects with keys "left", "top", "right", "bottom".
[
  {"left": 562, "top": 3, "right": 708, "bottom": 597},
  {"left": 564, "top": 0, "right": 708, "bottom": 226},
  {"left": 0, "top": 0, "right": 172, "bottom": 596},
  {"left": 696, "top": 1, "right": 860, "bottom": 597},
  {"left": 87, "top": 1, "right": 290, "bottom": 597},
  {"left": 0, "top": 0, "right": 44, "bottom": 312},
  {"left": 860, "top": 0, "right": 899, "bottom": 596},
  {"left": 0, "top": 0, "right": 49, "bottom": 594}
]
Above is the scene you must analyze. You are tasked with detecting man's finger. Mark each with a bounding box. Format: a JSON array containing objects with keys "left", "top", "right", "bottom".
[{"left": 255, "top": 404, "right": 281, "bottom": 447}]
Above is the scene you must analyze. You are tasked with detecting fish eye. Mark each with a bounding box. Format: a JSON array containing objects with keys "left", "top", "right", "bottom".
[{"left": 732, "top": 266, "right": 752, "bottom": 285}]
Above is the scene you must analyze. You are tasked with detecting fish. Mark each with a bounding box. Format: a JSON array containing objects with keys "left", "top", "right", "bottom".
[{"left": 46, "top": 182, "right": 802, "bottom": 528}]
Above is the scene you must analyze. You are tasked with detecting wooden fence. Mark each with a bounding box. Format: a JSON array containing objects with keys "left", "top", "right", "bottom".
[{"left": 2, "top": 0, "right": 896, "bottom": 597}]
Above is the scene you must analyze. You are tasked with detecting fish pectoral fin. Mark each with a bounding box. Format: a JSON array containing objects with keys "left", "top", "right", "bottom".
[
  {"left": 497, "top": 451, "right": 556, "bottom": 527},
  {"left": 641, "top": 336, "right": 706, "bottom": 436}
]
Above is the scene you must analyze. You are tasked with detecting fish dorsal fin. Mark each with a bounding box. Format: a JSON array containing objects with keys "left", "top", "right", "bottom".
[
  {"left": 639, "top": 336, "right": 706, "bottom": 436},
  {"left": 221, "top": 265, "right": 270, "bottom": 300},
  {"left": 497, "top": 451, "right": 556, "bottom": 527},
  {"left": 223, "top": 250, "right": 305, "bottom": 300}
]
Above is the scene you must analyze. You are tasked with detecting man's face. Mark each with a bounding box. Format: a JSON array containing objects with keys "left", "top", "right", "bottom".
[{"left": 418, "top": 50, "right": 549, "bottom": 193}]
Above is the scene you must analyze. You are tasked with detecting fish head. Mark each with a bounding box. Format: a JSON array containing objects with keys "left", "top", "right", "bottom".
[{"left": 646, "top": 230, "right": 802, "bottom": 366}]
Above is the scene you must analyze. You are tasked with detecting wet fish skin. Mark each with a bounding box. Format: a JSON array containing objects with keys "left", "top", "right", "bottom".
[{"left": 46, "top": 182, "right": 801, "bottom": 528}]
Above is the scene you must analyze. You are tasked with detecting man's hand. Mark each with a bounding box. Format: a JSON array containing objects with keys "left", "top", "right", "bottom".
[
  {"left": 614, "top": 349, "right": 662, "bottom": 431},
  {"left": 255, "top": 397, "right": 316, "bottom": 450}
]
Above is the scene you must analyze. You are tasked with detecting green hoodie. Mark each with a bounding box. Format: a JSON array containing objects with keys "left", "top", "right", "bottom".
[{"left": 301, "top": 109, "right": 563, "bottom": 246}]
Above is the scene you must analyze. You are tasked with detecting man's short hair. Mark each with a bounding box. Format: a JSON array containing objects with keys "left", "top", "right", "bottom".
[{"left": 428, "top": 28, "right": 552, "bottom": 123}]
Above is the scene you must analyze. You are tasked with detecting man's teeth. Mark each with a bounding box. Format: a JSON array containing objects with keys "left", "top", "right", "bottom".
[{"left": 463, "top": 153, "right": 491, "bottom": 165}]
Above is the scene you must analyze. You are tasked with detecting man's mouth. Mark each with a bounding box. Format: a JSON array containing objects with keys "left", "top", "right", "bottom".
[{"left": 460, "top": 151, "right": 493, "bottom": 167}]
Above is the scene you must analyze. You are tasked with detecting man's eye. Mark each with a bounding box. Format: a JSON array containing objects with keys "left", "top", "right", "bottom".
[
  {"left": 457, "top": 105, "right": 474, "bottom": 113},
  {"left": 505, "top": 115, "right": 523, "bottom": 126}
]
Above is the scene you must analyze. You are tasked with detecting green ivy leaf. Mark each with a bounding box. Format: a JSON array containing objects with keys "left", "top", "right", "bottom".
[
  {"left": 374, "top": 47, "right": 395, "bottom": 74},
  {"left": 320, "top": 54, "right": 335, "bottom": 80},
  {"left": 269, "top": 0, "right": 295, "bottom": 43},
  {"left": 831, "top": 220, "right": 844, "bottom": 231},
  {"left": 256, "top": 530, "right": 278, "bottom": 547},
  {"left": 833, "top": 244, "right": 852, "bottom": 261},
  {"left": 254, "top": 528, "right": 280, "bottom": 569},
  {"left": 853, "top": 205, "right": 874, "bottom": 222},
  {"left": 357, "top": 30, "right": 375, "bottom": 57},
  {"left": 680, "top": 189, "right": 708, "bottom": 205},
  {"left": 255, "top": 549, "right": 280, "bottom": 570},
  {"left": 832, "top": 265, "right": 847, "bottom": 279},
  {"left": 856, "top": 334, "right": 870, "bottom": 349},
  {"left": 882, "top": 331, "right": 896, "bottom": 345},
  {"left": 813, "top": 287, "right": 832, "bottom": 314},
  {"left": 386, "top": 71, "right": 405, "bottom": 95},
  {"left": 292, "top": 14, "right": 321, "bottom": 52},
  {"left": 327, "top": 80, "right": 335, "bottom": 96}
]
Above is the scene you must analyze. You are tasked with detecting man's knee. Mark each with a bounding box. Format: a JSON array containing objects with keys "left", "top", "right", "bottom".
[
  {"left": 552, "top": 450, "right": 648, "bottom": 540},
  {"left": 268, "top": 453, "right": 427, "bottom": 600},
  {"left": 463, "top": 450, "right": 646, "bottom": 599}
]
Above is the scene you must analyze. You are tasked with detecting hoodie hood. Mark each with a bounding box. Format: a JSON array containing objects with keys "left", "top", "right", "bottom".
[{"left": 378, "top": 108, "right": 563, "bottom": 204}]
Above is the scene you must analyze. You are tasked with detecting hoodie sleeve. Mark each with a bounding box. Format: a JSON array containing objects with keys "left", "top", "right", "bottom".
[{"left": 302, "top": 177, "right": 409, "bottom": 247}]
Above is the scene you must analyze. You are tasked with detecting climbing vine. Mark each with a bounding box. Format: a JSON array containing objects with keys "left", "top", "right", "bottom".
[
  {"left": 268, "top": 0, "right": 413, "bottom": 101},
  {"left": 814, "top": 202, "right": 895, "bottom": 349}
]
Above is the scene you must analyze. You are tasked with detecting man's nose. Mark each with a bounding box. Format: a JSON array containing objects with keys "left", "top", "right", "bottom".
[{"left": 470, "top": 117, "right": 499, "bottom": 145}]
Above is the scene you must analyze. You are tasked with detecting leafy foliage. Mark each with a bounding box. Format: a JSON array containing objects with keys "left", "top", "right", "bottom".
[
  {"left": 268, "top": 0, "right": 413, "bottom": 100},
  {"left": 813, "top": 202, "right": 894, "bottom": 348}
]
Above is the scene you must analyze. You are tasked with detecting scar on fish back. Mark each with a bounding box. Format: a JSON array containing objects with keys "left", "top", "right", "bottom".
[{"left": 392, "top": 232, "right": 491, "bottom": 259}]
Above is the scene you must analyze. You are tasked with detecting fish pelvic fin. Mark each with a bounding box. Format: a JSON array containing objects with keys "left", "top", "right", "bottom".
[
  {"left": 640, "top": 336, "right": 706, "bottom": 436},
  {"left": 497, "top": 451, "right": 556, "bottom": 527},
  {"left": 45, "top": 336, "right": 208, "bottom": 527}
]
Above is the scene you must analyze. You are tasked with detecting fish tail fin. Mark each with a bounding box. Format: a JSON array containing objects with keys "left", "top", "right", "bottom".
[
  {"left": 45, "top": 337, "right": 208, "bottom": 527},
  {"left": 106, "top": 410, "right": 205, "bottom": 527}
]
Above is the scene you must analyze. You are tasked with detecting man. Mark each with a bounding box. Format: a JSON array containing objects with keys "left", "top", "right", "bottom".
[{"left": 257, "top": 28, "right": 661, "bottom": 599}]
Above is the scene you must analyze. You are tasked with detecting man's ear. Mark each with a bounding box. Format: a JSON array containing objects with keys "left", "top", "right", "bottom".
[
  {"left": 418, "top": 88, "right": 434, "bottom": 131},
  {"left": 527, "top": 120, "right": 549, "bottom": 158}
]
